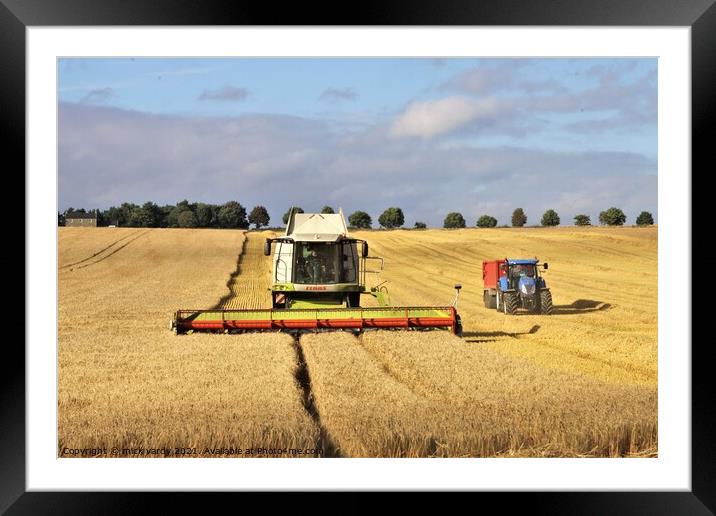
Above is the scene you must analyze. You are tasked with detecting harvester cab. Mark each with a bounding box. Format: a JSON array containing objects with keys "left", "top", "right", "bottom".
[
  {"left": 482, "top": 258, "right": 553, "bottom": 315},
  {"left": 263, "top": 208, "right": 388, "bottom": 309},
  {"left": 171, "top": 208, "right": 463, "bottom": 335}
]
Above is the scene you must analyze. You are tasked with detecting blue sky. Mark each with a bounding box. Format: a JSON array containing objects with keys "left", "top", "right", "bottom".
[{"left": 58, "top": 57, "right": 657, "bottom": 226}]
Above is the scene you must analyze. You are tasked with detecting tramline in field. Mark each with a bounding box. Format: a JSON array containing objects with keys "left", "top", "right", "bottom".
[{"left": 172, "top": 209, "right": 463, "bottom": 335}]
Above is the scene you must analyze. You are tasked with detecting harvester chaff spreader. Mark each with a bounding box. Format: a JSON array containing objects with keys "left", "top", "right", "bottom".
[{"left": 171, "top": 209, "right": 463, "bottom": 335}]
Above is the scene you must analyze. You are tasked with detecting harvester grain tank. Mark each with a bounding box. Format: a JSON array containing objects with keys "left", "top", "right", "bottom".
[
  {"left": 172, "top": 209, "right": 463, "bottom": 335},
  {"left": 483, "top": 258, "right": 553, "bottom": 315}
]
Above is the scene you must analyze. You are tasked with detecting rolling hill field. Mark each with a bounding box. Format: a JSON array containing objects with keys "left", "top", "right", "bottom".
[{"left": 57, "top": 225, "right": 657, "bottom": 457}]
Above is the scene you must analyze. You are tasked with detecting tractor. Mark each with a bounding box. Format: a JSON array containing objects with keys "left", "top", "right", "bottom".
[{"left": 482, "top": 258, "right": 553, "bottom": 315}]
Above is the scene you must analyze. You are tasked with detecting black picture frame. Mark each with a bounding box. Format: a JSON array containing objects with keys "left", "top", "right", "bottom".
[{"left": 6, "top": 0, "right": 712, "bottom": 513}]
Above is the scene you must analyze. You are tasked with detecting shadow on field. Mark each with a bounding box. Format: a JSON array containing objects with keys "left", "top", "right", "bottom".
[
  {"left": 212, "top": 236, "right": 248, "bottom": 310},
  {"left": 554, "top": 299, "right": 612, "bottom": 314},
  {"left": 464, "top": 325, "right": 540, "bottom": 343}
]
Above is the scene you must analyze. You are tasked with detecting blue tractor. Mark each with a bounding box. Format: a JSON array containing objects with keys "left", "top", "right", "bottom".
[{"left": 482, "top": 258, "right": 553, "bottom": 315}]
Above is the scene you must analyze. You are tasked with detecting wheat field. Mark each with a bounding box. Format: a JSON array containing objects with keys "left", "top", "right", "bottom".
[
  {"left": 302, "top": 331, "right": 655, "bottom": 457},
  {"left": 57, "top": 228, "right": 318, "bottom": 457},
  {"left": 354, "top": 227, "right": 657, "bottom": 387},
  {"left": 58, "top": 226, "right": 657, "bottom": 457}
]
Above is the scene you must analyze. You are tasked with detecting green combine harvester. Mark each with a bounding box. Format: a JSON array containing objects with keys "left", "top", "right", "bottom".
[{"left": 172, "top": 209, "right": 463, "bottom": 336}]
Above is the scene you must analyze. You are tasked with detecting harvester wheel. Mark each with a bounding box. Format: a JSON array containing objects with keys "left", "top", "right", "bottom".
[
  {"left": 503, "top": 292, "right": 518, "bottom": 315},
  {"left": 454, "top": 314, "right": 463, "bottom": 337},
  {"left": 540, "top": 290, "right": 553, "bottom": 315}
]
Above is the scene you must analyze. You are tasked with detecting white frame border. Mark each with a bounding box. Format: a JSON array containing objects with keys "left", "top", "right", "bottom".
[{"left": 27, "top": 26, "right": 690, "bottom": 491}]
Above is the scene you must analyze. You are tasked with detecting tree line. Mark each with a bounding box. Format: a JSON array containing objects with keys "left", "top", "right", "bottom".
[
  {"left": 58, "top": 201, "right": 272, "bottom": 229},
  {"left": 59, "top": 201, "right": 655, "bottom": 229},
  {"left": 442, "top": 207, "right": 654, "bottom": 228}
]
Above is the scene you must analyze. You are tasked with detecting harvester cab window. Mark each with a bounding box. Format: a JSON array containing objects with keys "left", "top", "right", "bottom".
[
  {"left": 295, "top": 242, "right": 339, "bottom": 284},
  {"left": 341, "top": 241, "right": 358, "bottom": 283}
]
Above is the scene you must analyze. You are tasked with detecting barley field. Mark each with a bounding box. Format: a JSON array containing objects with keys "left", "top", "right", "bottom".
[{"left": 58, "top": 225, "right": 657, "bottom": 457}]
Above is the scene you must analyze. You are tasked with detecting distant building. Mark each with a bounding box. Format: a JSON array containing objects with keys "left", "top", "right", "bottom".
[{"left": 65, "top": 211, "right": 97, "bottom": 227}]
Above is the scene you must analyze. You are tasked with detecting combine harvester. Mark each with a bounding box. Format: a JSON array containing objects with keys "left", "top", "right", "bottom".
[{"left": 171, "top": 209, "right": 463, "bottom": 335}]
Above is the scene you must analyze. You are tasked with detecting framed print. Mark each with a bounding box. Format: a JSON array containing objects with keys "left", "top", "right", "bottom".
[{"left": 7, "top": 0, "right": 713, "bottom": 512}]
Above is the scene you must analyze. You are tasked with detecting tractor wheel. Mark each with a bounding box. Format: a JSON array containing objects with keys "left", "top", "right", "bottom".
[
  {"left": 503, "top": 292, "right": 518, "bottom": 315},
  {"left": 540, "top": 290, "right": 553, "bottom": 315},
  {"left": 484, "top": 291, "right": 497, "bottom": 309}
]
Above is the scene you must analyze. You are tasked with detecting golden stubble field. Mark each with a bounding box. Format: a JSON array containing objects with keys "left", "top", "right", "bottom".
[
  {"left": 354, "top": 227, "right": 658, "bottom": 387},
  {"left": 58, "top": 228, "right": 318, "bottom": 457},
  {"left": 58, "top": 225, "right": 657, "bottom": 457}
]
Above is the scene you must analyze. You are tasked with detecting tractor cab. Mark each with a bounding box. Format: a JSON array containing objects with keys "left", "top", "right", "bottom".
[{"left": 503, "top": 260, "right": 540, "bottom": 290}]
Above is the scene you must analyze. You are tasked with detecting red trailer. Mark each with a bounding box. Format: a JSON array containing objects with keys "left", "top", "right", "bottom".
[{"left": 482, "top": 259, "right": 507, "bottom": 308}]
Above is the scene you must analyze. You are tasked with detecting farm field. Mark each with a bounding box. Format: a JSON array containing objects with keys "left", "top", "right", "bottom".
[
  {"left": 303, "top": 331, "right": 656, "bottom": 457},
  {"left": 354, "top": 227, "right": 658, "bottom": 387},
  {"left": 58, "top": 228, "right": 318, "bottom": 457},
  {"left": 58, "top": 225, "right": 657, "bottom": 457}
]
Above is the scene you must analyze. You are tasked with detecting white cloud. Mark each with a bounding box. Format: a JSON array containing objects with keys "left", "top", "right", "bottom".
[
  {"left": 59, "top": 102, "right": 657, "bottom": 226},
  {"left": 389, "top": 96, "right": 500, "bottom": 139}
]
